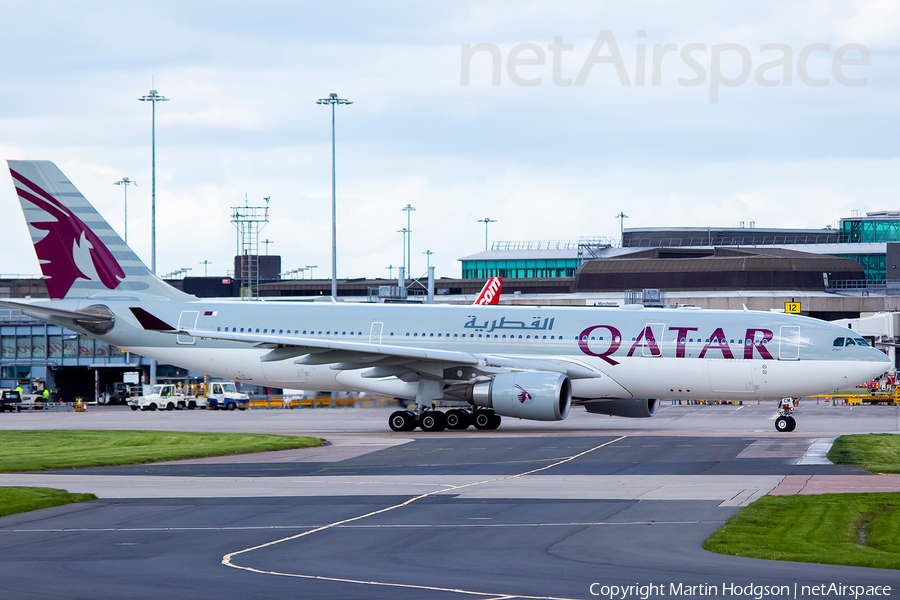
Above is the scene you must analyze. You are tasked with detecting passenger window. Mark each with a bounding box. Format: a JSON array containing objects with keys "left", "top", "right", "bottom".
[{"left": 833, "top": 338, "right": 844, "bottom": 347}]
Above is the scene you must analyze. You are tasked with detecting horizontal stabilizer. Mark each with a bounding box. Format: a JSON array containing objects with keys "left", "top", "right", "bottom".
[{"left": 0, "top": 300, "right": 114, "bottom": 323}]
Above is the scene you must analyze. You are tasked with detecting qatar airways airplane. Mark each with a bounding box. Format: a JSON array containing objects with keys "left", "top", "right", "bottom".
[{"left": 2, "top": 161, "right": 891, "bottom": 432}]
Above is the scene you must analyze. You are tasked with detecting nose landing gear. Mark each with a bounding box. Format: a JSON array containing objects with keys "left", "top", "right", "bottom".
[{"left": 775, "top": 397, "right": 797, "bottom": 432}]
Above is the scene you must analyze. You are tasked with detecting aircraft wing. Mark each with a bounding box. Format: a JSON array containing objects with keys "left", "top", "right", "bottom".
[
  {"left": 178, "top": 328, "right": 602, "bottom": 379},
  {"left": 188, "top": 327, "right": 480, "bottom": 365},
  {"left": 132, "top": 307, "right": 597, "bottom": 378}
]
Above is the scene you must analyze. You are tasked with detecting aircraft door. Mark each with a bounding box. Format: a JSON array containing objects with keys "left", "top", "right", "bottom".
[
  {"left": 369, "top": 322, "right": 384, "bottom": 344},
  {"left": 176, "top": 311, "right": 199, "bottom": 345},
  {"left": 778, "top": 326, "right": 800, "bottom": 361},
  {"left": 640, "top": 323, "right": 665, "bottom": 357}
]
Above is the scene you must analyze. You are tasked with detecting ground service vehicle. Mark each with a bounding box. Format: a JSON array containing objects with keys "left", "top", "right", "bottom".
[
  {"left": 0, "top": 390, "right": 22, "bottom": 412},
  {"left": 100, "top": 382, "right": 142, "bottom": 405},
  {"left": 204, "top": 381, "right": 249, "bottom": 411},
  {"left": 129, "top": 384, "right": 193, "bottom": 411}
]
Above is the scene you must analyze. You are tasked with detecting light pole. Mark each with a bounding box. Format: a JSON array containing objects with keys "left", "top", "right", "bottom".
[
  {"left": 262, "top": 239, "right": 274, "bottom": 255},
  {"left": 386, "top": 264, "right": 394, "bottom": 280},
  {"left": 398, "top": 228, "right": 409, "bottom": 278},
  {"left": 138, "top": 88, "right": 169, "bottom": 275},
  {"left": 401, "top": 204, "right": 415, "bottom": 275},
  {"left": 477, "top": 217, "right": 496, "bottom": 250},
  {"left": 615, "top": 212, "right": 629, "bottom": 247},
  {"left": 114, "top": 177, "right": 136, "bottom": 244},
  {"left": 200, "top": 260, "right": 212, "bottom": 277},
  {"left": 316, "top": 93, "right": 353, "bottom": 298},
  {"left": 422, "top": 249, "right": 435, "bottom": 270}
]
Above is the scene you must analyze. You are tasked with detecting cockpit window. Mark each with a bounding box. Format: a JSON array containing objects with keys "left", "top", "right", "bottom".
[
  {"left": 844, "top": 338, "right": 856, "bottom": 346},
  {"left": 855, "top": 338, "right": 869, "bottom": 347},
  {"left": 833, "top": 338, "right": 844, "bottom": 347}
]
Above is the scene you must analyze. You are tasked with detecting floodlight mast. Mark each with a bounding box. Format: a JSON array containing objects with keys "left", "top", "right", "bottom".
[
  {"left": 316, "top": 93, "right": 353, "bottom": 298},
  {"left": 114, "top": 177, "right": 136, "bottom": 244},
  {"left": 138, "top": 88, "right": 169, "bottom": 275},
  {"left": 402, "top": 204, "right": 415, "bottom": 275},
  {"left": 477, "top": 217, "right": 497, "bottom": 250}
]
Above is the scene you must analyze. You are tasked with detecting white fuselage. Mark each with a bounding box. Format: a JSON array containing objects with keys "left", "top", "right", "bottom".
[{"left": 103, "top": 300, "right": 889, "bottom": 403}]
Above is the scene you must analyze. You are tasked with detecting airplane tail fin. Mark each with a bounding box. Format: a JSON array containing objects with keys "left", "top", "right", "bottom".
[
  {"left": 473, "top": 277, "right": 502, "bottom": 305},
  {"left": 7, "top": 160, "right": 189, "bottom": 300}
]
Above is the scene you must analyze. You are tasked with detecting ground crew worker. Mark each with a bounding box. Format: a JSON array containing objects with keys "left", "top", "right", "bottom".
[
  {"left": 15, "top": 385, "right": 23, "bottom": 397},
  {"left": 42, "top": 389, "right": 49, "bottom": 401}
]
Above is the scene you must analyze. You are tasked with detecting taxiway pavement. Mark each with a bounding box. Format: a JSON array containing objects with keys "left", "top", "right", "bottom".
[{"left": 0, "top": 403, "right": 898, "bottom": 599}]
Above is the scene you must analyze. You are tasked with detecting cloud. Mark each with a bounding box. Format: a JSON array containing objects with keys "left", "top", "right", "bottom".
[{"left": 0, "top": 1, "right": 897, "bottom": 282}]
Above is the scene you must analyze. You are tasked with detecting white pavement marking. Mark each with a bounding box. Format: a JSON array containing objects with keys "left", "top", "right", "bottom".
[
  {"left": 0, "top": 473, "right": 785, "bottom": 501},
  {"left": 220, "top": 436, "right": 629, "bottom": 600},
  {"left": 797, "top": 438, "right": 835, "bottom": 465}
]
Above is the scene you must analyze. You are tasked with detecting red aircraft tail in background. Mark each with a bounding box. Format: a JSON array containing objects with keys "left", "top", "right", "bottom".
[{"left": 473, "top": 277, "right": 502, "bottom": 305}]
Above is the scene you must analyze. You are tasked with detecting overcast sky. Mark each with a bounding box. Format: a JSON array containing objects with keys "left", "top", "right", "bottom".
[{"left": 0, "top": 0, "right": 897, "bottom": 281}]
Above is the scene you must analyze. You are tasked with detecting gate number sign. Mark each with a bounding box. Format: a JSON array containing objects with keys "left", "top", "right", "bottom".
[{"left": 784, "top": 302, "right": 801, "bottom": 314}]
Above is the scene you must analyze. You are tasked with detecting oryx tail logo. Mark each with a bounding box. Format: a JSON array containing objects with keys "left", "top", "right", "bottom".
[
  {"left": 515, "top": 384, "right": 532, "bottom": 404},
  {"left": 10, "top": 169, "right": 125, "bottom": 299}
]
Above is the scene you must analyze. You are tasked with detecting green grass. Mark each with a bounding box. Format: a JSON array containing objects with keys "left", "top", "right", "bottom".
[
  {"left": 829, "top": 433, "right": 900, "bottom": 474},
  {"left": 704, "top": 493, "right": 900, "bottom": 570},
  {"left": 0, "top": 430, "right": 322, "bottom": 472},
  {"left": 0, "top": 487, "right": 96, "bottom": 518}
]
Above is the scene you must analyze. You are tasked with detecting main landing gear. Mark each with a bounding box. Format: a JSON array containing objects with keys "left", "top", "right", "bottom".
[
  {"left": 388, "top": 408, "right": 501, "bottom": 432},
  {"left": 774, "top": 397, "right": 797, "bottom": 432}
]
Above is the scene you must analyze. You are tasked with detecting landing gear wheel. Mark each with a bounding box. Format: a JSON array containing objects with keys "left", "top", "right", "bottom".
[
  {"left": 775, "top": 415, "right": 791, "bottom": 432},
  {"left": 786, "top": 416, "right": 796, "bottom": 432},
  {"left": 445, "top": 409, "right": 470, "bottom": 430},
  {"left": 419, "top": 411, "right": 447, "bottom": 432},
  {"left": 389, "top": 410, "right": 416, "bottom": 432},
  {"left": 487, "top": 414, "right": 502, "bottom": 430},
  {"left": 473, "top": 410, "right": 495, "bottom": 430}
]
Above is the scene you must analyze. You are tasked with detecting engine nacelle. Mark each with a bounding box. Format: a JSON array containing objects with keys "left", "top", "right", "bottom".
[
  {"left": 582, "top": 398, "right": 659, "bottom": 418},
  {"left": 471, "top": 372, "right": 571, "bottom": 421}
]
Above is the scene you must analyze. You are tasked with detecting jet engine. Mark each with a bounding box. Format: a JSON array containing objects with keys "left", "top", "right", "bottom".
[
  {"left": 469, "top": 372, "right": 571, "bottom": 421},
  {"left": 582, "top": 398, "right": 659, "bottom": 418}
]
